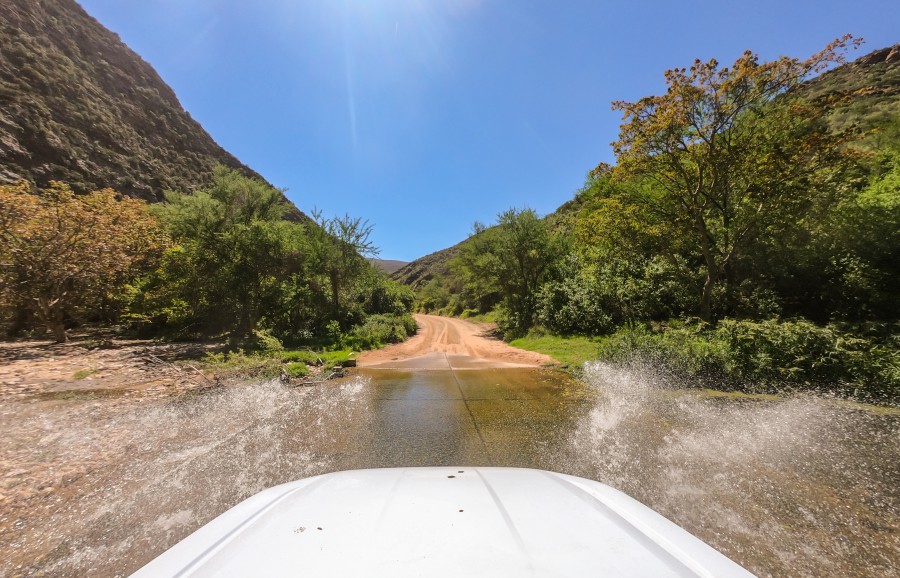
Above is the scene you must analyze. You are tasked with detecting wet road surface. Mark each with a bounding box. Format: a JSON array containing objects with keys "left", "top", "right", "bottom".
[
  {"left": 1, "top": 362, "right": 898, "bottom": 577},
  {"left": 343, "top": 368, "right": 584, "bottom": 470}
]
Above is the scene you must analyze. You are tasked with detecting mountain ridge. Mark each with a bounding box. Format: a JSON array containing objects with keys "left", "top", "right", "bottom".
[
  {"left": 369, "top": 259, "right": 409, "bottom": 275},
  {"left": 0, "top": 0, "right": 297, "bottom": 213}
]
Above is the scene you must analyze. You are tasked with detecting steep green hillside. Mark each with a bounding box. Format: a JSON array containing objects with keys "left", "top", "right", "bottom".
[
  {"left": 391, "top": 245, "right": 460, "bottom": 289},
  {"left": 801, "top": 44, "right": 899, "bottom": 148},
  {"left": 0, "top": 0, "right": 282, "bottom": 204}
]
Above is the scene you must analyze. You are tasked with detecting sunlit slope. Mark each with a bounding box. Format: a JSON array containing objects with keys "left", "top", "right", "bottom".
[
  {"left": 800, "top": 43, "right": 900, "bottom": 149},
  {"left": 0, "top": 0, "right": 298, "bottom": 217},
  {"left": 391, "top": 244, "right": 461, "bottom": 289}
]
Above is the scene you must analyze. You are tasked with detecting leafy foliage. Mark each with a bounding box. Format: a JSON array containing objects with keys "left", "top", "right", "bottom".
[
  {"left": 611, "top": 35, "right": 864, "bottom": 322},
  {"left": 308, "top": 210, "right": 379, "bottom": 323},
  {"left": 284, "top": 362, "right": 310, "bottom": 378},
  {"left": 594, "top": 319, "right": 899, "bottom": 403},
  {"left": 452, "top": 208, "right": 564, "bottom": 336},
  {"left": 395, "top": 42, "right": 899, "bottom": 402},
  {"left": 345, "top": 313, "right": 418, "bottom": 350},
  {"left": 130, "top": 167, "right": 305, "bottom": 342},
  {"left": 0, "top": 180, "right": 164, "bottom": 341},
  {"left": 123, "top": 167, "right": 413, "bottom": 348}
]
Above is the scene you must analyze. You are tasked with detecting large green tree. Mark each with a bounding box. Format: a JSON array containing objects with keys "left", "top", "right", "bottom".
[
  {"left": 611, "top": 36, "right": 862, "bottom": 322},
  {"left": 147, "top": 167, "right": 306, "bottom": 341},
  {"left": 308, "top": 211, "right": 379, "bottom": 324},
  {"left": 453, "top": 208, "right": 562, "bottom": 334}
]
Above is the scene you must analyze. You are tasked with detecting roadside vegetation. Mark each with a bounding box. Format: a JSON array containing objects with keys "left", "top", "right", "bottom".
[
  {"left": 0, "top": 167, "right": 416, "bottom": 367},
  {"left": 412, "top": 37, "right": 900, "bottom": 404}
]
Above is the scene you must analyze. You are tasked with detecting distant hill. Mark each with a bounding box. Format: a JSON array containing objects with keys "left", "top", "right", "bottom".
[
  {"left": 0, "top": 0, "right": 297, "bottom": 212},
  {"left": 390, "top": 245, "right": 460, "bottom": 289},
  {"left": 369, "top": 259, "right": 409, "bottom": 275},
  {"left": 392, "top": 44, "right": 900, "bottom": 290}
]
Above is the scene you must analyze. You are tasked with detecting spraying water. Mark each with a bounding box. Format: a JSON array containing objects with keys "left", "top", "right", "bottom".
[
  {"left": 571, "top": 361, "right": 900, "bottom": 578},
  {"left": 0, "top": 377, "right": 372, "bottom": 577},
  {"left": 2, "top": 364, "right": 897, "bottom": 577}
]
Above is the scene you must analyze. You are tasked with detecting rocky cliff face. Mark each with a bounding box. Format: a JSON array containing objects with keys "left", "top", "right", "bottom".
[
  {"left": 0, "top": 0, "right": 274, "bottom": 202},
  {"left": 855, "top": 44, "right": 900, "bottom": 66}
]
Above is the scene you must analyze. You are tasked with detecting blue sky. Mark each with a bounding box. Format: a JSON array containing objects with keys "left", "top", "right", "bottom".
[{"left": 79, "top": 0, "right": 898, "bottom": 262}]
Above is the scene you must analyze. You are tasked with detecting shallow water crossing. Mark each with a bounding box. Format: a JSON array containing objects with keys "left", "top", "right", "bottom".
[{"left": 1, "top": 363, "right": 898, "bottom": 576}]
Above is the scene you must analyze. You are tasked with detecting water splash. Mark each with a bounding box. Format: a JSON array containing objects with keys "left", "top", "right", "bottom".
[
  {"left": 0, "top": 376, "right": 372, "bottom": 577},
  {"left": 3, "top": 364, "right": 897, "bottom": 577},
  {"left": 572, "top": 360, "right": 900, "bottom": 578}
]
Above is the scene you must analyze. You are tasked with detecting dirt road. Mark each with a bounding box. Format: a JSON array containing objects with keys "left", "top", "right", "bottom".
[{"left": 356, "top": 314, "right": 556, "bottom": 369}]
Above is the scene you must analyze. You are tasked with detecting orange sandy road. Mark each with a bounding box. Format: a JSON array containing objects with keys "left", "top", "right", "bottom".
[{"left": 355, "top": 314, "right": 556, "bottom": 369}]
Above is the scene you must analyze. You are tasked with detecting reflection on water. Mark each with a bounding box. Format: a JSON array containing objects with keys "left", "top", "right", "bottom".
[{"left": 1, "top": 364, "right": 897, "bottom": 577}]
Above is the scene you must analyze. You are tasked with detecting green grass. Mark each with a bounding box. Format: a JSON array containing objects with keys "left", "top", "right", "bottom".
[
  {"left": 197, "top": 350, "right": 284, "bottom": 378},
  {"left": 279, "top": 350, "right": 321, "bottom": 365},
  {"left": 284, "top": 362, "right": 310, "bottom": 378},
  {"left": 73, "top": 368, "right": 100, "bottom": 380},
  {"left": 197, "top": 347, "right": 359, "bottom": 378},
  {"left": 509, "top": 333, "right": 600, "bottom": 368},
  {"left": 317, "top": 349, "right": 357, "bottom": 368},
  {"left": 459, "top": 310, "right": 500, "bottom": 323}
]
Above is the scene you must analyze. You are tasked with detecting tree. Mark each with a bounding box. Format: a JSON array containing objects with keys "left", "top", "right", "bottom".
[
  {"left": 610, "top": 36, "right": 862, "bottom": 322},
  {"left": 0, "top": 181, "right": 164, "bottom": 341},
  {"left": 308, "top": 210, "right": 379, "bottom": 324},
  {"left": 453, "top": 208, "right": 562, "bottom": 335},
  {"left": 148, "top": 167, "right": 307, "bottom": 342}
]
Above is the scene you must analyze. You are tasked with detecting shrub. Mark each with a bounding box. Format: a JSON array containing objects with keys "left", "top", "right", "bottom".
[
  {"left": 366, "top": 279, "right": 416, "bottom": 316},
  {"left": 326, "top": 320, "right": 344, "bottom": 347},
  {"left": 284, "top": 362, "right": 310, "bottom": 378},
  {"left": 536, "top": 273, "right": 614, "bottom": 335},
  {"left": 346, "top": 313, "right": 417, "bottom": 349},
  {"left": 596, "top": 318, "right": 900, "bottom": 403},
  {"left": 199, "top": 350, "right": 282, "bottom": 379},
  {"left": 246, "top": 329, "right": 284, "bottom": 353}
]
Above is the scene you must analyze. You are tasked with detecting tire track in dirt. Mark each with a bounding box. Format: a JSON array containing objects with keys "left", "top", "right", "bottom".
[{"left": 356, "top": 314, "right": 555, "bottom": 369}]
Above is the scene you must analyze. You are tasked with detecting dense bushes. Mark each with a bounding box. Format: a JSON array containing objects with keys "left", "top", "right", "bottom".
[
  {"left": 536, "top": 267, "right": 614, "bottom": 336},
  {"left": 1, "top": 167, "right": 416, "bottom": 351},
  {"left": 0, "top": 181, "right": 166, "bottom": 341},
  {"left": 344, "top": 313, "right": 418, "bottom": 349},
  {"left": 595, "top": 319, "right": 899, "bottom": 403},
  {"left": 448, "top": 208, "right": 563, "bottom": 335},
  {"left": 125, "top": 167, "right": 415, "bottom": 348}
]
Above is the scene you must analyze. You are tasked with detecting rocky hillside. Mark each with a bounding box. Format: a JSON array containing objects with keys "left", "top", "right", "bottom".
[
  {"left": 370, "top": 259, "right": 409, "bottom": 275},
  {"left": 801, "top": 43, "right": 900, "bottom": 148},
  {"left": 0, "top": 0, "right": 279, "bottom": 204}
]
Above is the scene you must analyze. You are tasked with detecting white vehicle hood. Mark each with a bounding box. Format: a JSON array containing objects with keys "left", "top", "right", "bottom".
[{"left": 132, "top": 467, "right": 754, "bottom": 577}]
